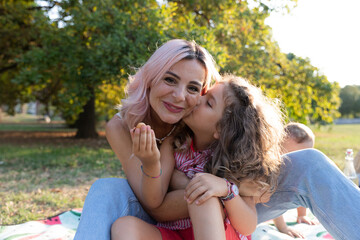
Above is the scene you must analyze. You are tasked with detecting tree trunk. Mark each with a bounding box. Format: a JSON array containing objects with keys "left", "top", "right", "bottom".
[{"left": 75, "top": 88, "right": 98, "bottom": 138}]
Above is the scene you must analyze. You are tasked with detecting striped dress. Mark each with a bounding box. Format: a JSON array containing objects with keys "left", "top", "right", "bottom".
[{"left": 156, "top": 141, "right": 247, "bottom": 240}]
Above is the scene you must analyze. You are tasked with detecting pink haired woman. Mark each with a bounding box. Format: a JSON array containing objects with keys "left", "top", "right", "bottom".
[{"left": 74, "top": 39, "right": 220, "bottom": 239}]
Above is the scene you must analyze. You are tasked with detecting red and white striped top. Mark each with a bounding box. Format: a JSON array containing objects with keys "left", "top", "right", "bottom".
[
  {"left": 156, "top": 141, "right": 247, "bottom": 240},
  {"left": 157, "top": 141, "right": 212, "bottom": 230}
]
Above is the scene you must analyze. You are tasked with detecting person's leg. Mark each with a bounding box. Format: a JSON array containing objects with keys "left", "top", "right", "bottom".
[
  {"left": 74, "top": 178, "right": 155, "bottom": 240},
  {"left": 188, "top": 196, "right": 226, "bottom": 240},
  {"left": 111, "top": 216, "right": 162, "bottom": 240},
  {"left": 256, "top": 148, "right": 360, "bottom": 240}
]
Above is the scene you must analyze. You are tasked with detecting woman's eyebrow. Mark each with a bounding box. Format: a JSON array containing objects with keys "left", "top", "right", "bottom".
[
  {"left": 165, "top": 71, "right": 180, "bottom": 80},
  {"left": 166, "top": 71, "right": 202, "bottom": 88},
  {"left": 190, "top": 81, "right": 203, "bottom": 88}
]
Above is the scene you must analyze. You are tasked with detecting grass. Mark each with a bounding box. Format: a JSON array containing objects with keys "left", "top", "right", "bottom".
[
  {"left": 311, "top": 124, "right": 360, "bottom": 170},
  {"left": 0, "top": 115, "right": 359, "bottom": 225},
  {"left": 0, "top": 112, "right": 124, "bottom": 225},
  {"left": 0, "top": 144, "right": 124, "bottom": 225}
]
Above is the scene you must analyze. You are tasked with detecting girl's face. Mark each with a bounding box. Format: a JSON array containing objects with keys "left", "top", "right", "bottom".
[
  {"left": 149, "top": 59, "right": 206, "bottom": 124},
  {"left": 183, "top": 83, "right": 226, "bottom": 141}
]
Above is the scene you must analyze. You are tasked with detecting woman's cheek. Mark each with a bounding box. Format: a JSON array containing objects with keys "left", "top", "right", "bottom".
[{"left": 190, "top": 95, "right": 201, "bottom": 109}]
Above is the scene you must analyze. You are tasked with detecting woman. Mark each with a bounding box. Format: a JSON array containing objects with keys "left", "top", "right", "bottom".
[
  {"left": 74, "top": 39, "right": 220, "bottom": 239},
  {"left": 74, "top": 39, "right": 360, "bottom": 240}
]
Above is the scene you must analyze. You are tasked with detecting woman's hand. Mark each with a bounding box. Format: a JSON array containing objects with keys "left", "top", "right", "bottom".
[
  {"left": 184, "top": 173, "right": 228, "bottom": 205},
  {"left": 131, "top": 124, "right": 160, "bottom": 168}
]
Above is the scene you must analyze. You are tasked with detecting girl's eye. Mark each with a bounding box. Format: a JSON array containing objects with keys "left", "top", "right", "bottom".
[
  {"left": 207, "top": 101, "right": 212, "bottom": 108},
  {"left": 188, "top": 86, "right": 200, "bottom": 93},
  {"left": 164, "top": 77, "right": 176, "bottom": 84}
]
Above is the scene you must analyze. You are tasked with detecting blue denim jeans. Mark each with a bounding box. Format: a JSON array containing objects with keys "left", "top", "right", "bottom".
[
  {"left": 73, "top": 178, "right": 155, "bottom": 240},
  {"left": 74, "top": 149, "right": 360, "bottom": 240}
]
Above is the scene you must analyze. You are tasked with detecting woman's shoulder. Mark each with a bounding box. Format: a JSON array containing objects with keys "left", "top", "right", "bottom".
[{"left": 106, "top": 113, "right": 129, "bottom": 136}]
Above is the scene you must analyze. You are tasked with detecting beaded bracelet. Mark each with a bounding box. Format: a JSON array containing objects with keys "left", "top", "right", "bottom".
[{"left": 141, "top": 165, "right": 162, "bottom": 179}]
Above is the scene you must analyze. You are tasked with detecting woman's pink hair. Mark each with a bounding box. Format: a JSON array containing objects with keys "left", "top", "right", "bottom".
[{"left": 119, "top": 39, "right": 220, "bottom": 128}]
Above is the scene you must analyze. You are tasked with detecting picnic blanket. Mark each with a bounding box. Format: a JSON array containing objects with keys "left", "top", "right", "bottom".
[
  {"left": 251, "top": 209, "right": 333, "bottom": 240},
  {"left": 0, "top": 208, "right": 332, "bottom": 240},
  {"left": 0, "top": 209, "right": 81, "bottom": 240}
]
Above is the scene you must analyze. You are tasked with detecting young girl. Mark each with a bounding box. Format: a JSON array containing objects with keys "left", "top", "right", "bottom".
[{"left": 111, "top": 75, "right": 284, "bottom": 240}]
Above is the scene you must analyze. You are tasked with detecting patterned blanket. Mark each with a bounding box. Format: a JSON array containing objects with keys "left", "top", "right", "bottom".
[{"left": 0, "top": 208, "right": 332, "bottom": 240}]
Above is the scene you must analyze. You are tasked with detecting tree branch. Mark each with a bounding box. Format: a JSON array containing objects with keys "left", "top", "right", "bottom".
[{"left": 0, "top": 63, "right": 18, "bottom": 74}]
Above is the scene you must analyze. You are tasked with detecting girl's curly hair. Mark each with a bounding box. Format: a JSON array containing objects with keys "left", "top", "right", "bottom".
[{"left": 204, "top": 75, "right": 285, "bottom": 194}]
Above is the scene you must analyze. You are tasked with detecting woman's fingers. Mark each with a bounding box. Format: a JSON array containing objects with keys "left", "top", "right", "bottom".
[
  {"left": 151, "top": 129, "right": 157, "bottom": 151},
  {"left": 132, "top": 127, "right": 141, "bottom": 152},
  {"left": 139, "top": 125, "right": 147, "bottom": 152}
]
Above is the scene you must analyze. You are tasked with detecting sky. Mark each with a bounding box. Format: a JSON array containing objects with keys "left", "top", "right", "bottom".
[{"left": 265, "top": 0, "right": 360, "bottom": 87}]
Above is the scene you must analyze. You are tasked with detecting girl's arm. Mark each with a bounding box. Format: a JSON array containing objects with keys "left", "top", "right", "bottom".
[
  {"left": 223, "top": 195, "right": 257, "bottom": 236},
  {"left": 105, "top": 116, "right": 181, "bottom": 215},
  {"left": 185, "top": 173, "right": 257, "bottom": 235}
]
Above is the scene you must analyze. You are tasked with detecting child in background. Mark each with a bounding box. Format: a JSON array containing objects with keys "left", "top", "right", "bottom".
[
  {"left": 273, "top": 122, "right": 318, "bottom": 238},
  {"left": 111, "top": 75, "right": 285, "bottom": 240}
]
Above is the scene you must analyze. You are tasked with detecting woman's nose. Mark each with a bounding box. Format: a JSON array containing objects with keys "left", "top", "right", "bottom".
[{"left": 173, "top": 87, "right": 186, "bottom": 101}]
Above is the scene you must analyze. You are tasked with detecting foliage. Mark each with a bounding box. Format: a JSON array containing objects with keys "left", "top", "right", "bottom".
[
  {"left": 10, "top": 0, "right": 170, "bottom": 137},
  {"left": 339, "top": 85, "right": 360, "bottom": 118},
  {"left": 1, "top": 0, "right": 341, "bottom": 137},
  {"left": 95, "top": 80, "right": 126, "bottom": 122},
  {"left": 0, "top": 0, "right": 47, "bottom": 113},
  {"left": 168, "top": 0, "right": 340, "bottom": 125}
]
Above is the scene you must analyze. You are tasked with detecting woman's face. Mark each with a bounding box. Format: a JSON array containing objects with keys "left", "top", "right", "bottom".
[{"left": 149, "top": 59, "right": 206, "bottom": 124}]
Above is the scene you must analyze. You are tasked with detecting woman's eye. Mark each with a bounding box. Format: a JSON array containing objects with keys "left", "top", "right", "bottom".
[
  {"left": 188, "top": 86, "right": 200, "bottom": 93},
  {"left": 164, "top": 77, "right": 176, "bottom": 84}
]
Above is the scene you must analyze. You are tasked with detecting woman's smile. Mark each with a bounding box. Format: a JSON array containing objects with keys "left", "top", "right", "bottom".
[{"left": 163, "top": 101, "right": 184, "bottom": 113}]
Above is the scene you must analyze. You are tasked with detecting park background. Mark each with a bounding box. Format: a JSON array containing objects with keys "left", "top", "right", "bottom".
[{"left": 1, "top": 0, "right": 360, "bottom": 227}]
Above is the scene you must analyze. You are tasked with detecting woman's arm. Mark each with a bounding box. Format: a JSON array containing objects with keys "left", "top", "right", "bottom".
[
  {"left": 132, "top": 125, "right": 175, "bottom": 208},
  {"left": 169, "top": 169, "right": 190, "bottom": 191},
  {"left": 106, "top": 117, "right": 171, "bottom": 209},
  {"left": 106, "top": 116, "right": 189, "bottom": 220}
]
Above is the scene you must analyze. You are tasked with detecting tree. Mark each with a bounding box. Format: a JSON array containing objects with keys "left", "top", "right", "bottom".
[
  {"left": 0, "top": 0, "right": 48, "bottom": 113},
  {"left": 167, "top": 0, "right": 340, "bottom": 124},
  {"left": 2, "top": 0, "right": 340, "bottom": 137},
  {"left": 339, "top": 85, "right": 360, "bottom": 118},
  {"left": 13, "top": 0, "right": 169, "bottom": 137}
]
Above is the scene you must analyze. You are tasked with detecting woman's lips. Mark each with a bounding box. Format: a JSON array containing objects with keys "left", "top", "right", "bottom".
[{"left": 163, "top": 101, "right": 184, "bottom": 113}]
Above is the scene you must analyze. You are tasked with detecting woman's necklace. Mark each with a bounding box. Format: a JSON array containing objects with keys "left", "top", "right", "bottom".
[{"left": 156, "top": 125, "right": 176, "bottom": 144}]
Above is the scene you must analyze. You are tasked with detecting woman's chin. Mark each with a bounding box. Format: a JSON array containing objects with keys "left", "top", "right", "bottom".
[{"left": 159, "top": 115, "right": 183, "bottom": 125}]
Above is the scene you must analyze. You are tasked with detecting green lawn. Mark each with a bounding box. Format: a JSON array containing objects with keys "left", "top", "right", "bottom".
[
  {"left": 311, "top": 124, "right": 360, "bottom": 170},
  {"left": 0, "top": 121, "right": 359, "bottom": 225}
]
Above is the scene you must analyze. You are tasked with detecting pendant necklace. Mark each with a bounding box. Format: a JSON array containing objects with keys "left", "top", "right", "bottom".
[{"left": 156, "top": 125, "right": 177, "bottom": 144}]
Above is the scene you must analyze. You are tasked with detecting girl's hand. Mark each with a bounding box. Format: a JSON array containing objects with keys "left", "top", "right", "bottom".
[
  {"left": 184, "top": 173, "right": 228, "bottom": 205},
  {"left": 131, "top": 123, "right": 160, "bottom": 167},
  {"left": 297, "top": 215, "right": 318, "bottom": 225},
  {"left": 278, "top": 226, "right": 305, "bottom": 239}
]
